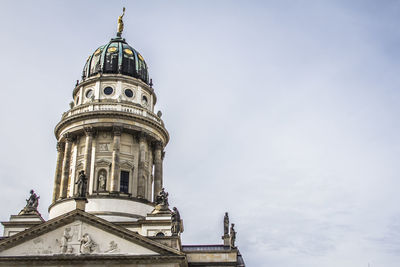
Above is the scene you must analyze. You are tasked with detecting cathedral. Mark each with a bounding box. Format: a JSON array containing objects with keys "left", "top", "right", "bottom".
[{"left": 0, "top": 10, "right": 245, "bottom": 267}]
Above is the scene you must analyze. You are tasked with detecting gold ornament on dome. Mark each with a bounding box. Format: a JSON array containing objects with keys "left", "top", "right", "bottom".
[
  {"left": 138, "top": 54, "right": 144, "bottom": 61},
  {"left": 108, "top": 46, "right": 118, "bottom": 53},
  {"left": 124, "top": 49, "right": 133, "bottom": 55},
  {"left": 94, "top": 48, "right": 102, "bottom": 56}
]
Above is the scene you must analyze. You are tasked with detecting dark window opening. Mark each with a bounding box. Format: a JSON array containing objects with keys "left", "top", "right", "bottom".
[
  {"left": 120, "top": 171, "right": 129, "bottom": 193},
  {"left": 103, "top": 87, "right": 113, "bottom": 95}
]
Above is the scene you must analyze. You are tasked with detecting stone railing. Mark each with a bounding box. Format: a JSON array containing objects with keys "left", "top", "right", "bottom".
[{"left": 63, "top": 102, "right": 162, "bottom": 125}]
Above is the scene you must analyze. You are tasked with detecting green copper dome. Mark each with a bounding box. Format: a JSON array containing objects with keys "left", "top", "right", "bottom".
[{"left": 82, "top": 37, "right": 149, "bottom": 84}]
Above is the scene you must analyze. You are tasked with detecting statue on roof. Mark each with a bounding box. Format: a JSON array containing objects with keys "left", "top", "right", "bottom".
[
  {"left": 155, "top": 188, "right": 169, "bottom": 206},
  {"left": 230, "top": 223, "right": 236, "bottom": 248},
  {"left": 117, "top": 7, "right": 126, "bottom": 37},
  {"left": 171, "top": 207, "right": 182, "bottom": 235},
  {"left": 224, "top": 212, "right": 229, "bottom": 236},
  {"left": 19, "top": 190, "right": 40, "bottom": 215}
]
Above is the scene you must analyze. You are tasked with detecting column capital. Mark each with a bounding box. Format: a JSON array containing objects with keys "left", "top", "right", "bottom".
[
  {"left": 84, "top": 127, "right": 95, "bottom": 136},
  {"left": 138, "top": 132, "right": 152, "bottom": 142},
  {"left": 56, "top": 142, "right": 65, "bottom": 152},
  {"left": 154, "top": 140, "right": 163, "bottom": 150},
  {"left": 63, "top": 132, "right": 74, "bottom": 142},
  {"left": 112, "top": 126, "right": 122, "bottom": 136}
]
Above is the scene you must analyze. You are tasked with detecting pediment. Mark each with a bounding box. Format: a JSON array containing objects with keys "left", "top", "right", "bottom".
[
  {"left": 120, "top": 160, "right": 134, "bottom": 169},
  {"left": 0, "top": 210, "right": 182, "bottom": 257},
  {"left": 96, "top": 159, "right": 112, "bottom": 167}
]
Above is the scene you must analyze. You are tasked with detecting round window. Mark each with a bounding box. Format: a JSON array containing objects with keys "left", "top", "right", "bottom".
[
  {"left": 142, "top": 95, "right": 148, "bottom": 106},
  {"left": 103, "top": 87, "right": 113, "bottom": 95},
  {"left": 85, "top": 89, "right": 93, "bottom": 98},
  {"left": 124, "top": 89, "right": 134, "bottom": 98}
]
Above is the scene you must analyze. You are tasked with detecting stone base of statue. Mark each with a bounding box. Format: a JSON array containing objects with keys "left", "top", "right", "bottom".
[
  {"left": 74, "top": 196, "right": 88, "bottom": 211},
  {"left": 151, "top": 203, "right": 171, "bottom": 215},
  {"left": 222, "top": 234, "right": 230, "bottom": 247},
  {"left": 18, "top": 206, "right": 41, "bottom": 217}
]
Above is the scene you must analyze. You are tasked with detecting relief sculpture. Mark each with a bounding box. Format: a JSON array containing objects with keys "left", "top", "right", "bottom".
[
  {"left": 105, "top": 241, "right": 119, "bottom": 253},
  {"left": 79, "top": 233, "right": 97, "bottom": 254},
  {"left": 59, "top": 227, "right": 73, "bottom": 253}
]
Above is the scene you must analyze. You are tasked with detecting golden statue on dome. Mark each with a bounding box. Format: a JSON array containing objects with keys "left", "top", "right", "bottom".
[{"left": 117, "top": 7, "right": 125, "bottom": 37}]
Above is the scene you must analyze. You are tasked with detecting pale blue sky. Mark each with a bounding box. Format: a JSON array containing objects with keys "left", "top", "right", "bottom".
[{"left": 1, "top": 1, "right": 400, "bottom": 266}]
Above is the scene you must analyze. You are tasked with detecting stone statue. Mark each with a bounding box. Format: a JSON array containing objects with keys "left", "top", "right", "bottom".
[
  {"left": 171, "top": 207, "right": 181, "bottom": 235},
  {"left": 98, "top": 174, "right": 106, "bottom": 191},
  {"left": 224, "top": 212, "right": 229, "bottom": 236},
  {"left": 19, "top": 190, "right": 40, "bottom": 215},
  {"left": 155, "top": 188, "right": 169, "bottom": 206},
  {"left": 79, "top": 233, "right": 96, "bottom": 254},
  {"left": 117, "top": 7, "right": 125, "bottom": 36},
  {"left": 75, "top": 170, "right": 87, "bottom": 198},
  {"left": 230, "top": 223, "right": 236, "bottom": 248}
]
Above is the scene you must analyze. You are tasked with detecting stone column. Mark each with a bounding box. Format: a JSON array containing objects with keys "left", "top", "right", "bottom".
[
  {"left": 110, "top": 127, "right": 121, "bottom": 193},
  {"left": 137, "top": 133, "right": 147, "bottom": 198},
  {"left": 59, "top": 133, "right": 73, "bottom": 199},
  {"left": 153, "top": 141, "right": 163, "bottom": 201},
  {"left": 83, "top": 127, "right": 94, "bottom": 179},
  {"left": 52, "top": 142, "right": 65, "bottom": 202}
]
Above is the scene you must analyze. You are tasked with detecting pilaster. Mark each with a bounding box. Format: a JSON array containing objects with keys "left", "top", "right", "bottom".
[
  {"left": 59, "top": 133, "right": 73, "bottom": 199},
  {"left": 137, "top": 133, "right": 148, "bottom": 198}
]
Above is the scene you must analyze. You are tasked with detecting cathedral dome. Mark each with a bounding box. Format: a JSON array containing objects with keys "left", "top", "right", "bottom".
[{"left": 82, "top": 37, "right": 149, "bottom": 84}]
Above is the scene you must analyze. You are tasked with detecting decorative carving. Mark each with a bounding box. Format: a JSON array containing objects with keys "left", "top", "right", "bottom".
[
  {"left": 75, "top": 170, "right": 87, "bottom": 198},
  {"left": 157, "top": 110, "right": 162, "bottom": 118},
  {"left": 105, "top": 241, "right": 119, "bottom": 253},
  {"left": 99, "top": 143, "right": 109, "bottom": 152},
  {"left": 113, "top": 126, "right": 122, "bottom": 136},
  {"left": 63, "top": 133, "right": 74, "bottom": 142},
  {"left": 84, "top": 127, "right": 94, "bottom": 136},
  {"left": 79, "top": 233, "right": 96, "bottom": 254},
  {"left": 171, "top": 207, "right": 182, "bottom": 236},
  {"left": 224, "top": 212, "right": 229, "bottom": 236},
  {"left": 56, "top": 142, "right": 65, "bottom": 152},
  {"left": 19, "top": 190, "right": 40, "bottom": 215},
  {"left": 230, "top": 223, "right": 236, "bottom": 248},
  {"left": 60, "top": 227, "right": 73, "bottom": 253},
  {"left": 97, "top": 170, "right": 107, "bottom": 191}
]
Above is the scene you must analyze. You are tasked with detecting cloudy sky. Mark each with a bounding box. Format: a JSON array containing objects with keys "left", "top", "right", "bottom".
[{"left": 1, "top": 1, "right": 400, "bottom": 266}]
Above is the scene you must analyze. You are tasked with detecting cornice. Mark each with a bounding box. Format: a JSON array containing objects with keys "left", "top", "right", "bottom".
[{"left": 54, "top": 111, "right": 169, "bottom": 143}]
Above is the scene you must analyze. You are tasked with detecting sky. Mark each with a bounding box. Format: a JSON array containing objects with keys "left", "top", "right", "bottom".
[{"left": 0, "top": 1, "right": 400, "bottom": 266}]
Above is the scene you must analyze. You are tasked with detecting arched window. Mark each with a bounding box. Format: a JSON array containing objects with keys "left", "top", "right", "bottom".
[{"left": 155, "top": 232, "right": 165, "bottom": 237}]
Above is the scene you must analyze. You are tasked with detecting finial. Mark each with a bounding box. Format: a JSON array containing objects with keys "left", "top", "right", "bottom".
[
  {"left": 149, "top": 78, "right": 153, "bottom": 87},
  {"left": 117, "top": 7, "right": 126, "bottom": 37}
]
